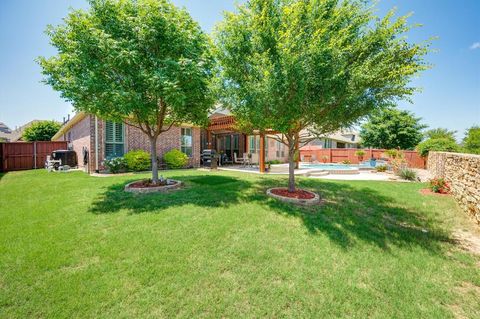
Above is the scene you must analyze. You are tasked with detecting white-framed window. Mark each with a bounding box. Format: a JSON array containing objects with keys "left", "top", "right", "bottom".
[
  {"left": 233, "top": 135, "right": 239, "bottom": 149},
  {"left": 276, "top": 140, "right": 285, "bottom": 158},
  {"left": 264, "top": 136, "right": 268, "bottom": 159},
  {"left": 249, "top": 135, "right": 260, "bottom": 154},
  {"left": 181, "top": 127, "right": 193, "bottom": 157},
  {"left": 323, "top": 139, "right": 332, "bottom": 149},
  {"left": 105, "top": 121, "right": 124, "bottom": 158}
]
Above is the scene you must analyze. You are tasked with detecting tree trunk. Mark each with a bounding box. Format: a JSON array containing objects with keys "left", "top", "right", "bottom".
[
  {"left": 294, "top": 135, "right": 300, "bottom": 169},
  {"left": 149, "top": 136, "right": 159, "bottom": 184},
  {"left": 288, "top": 141, "right": 296, "bottom": 193}
]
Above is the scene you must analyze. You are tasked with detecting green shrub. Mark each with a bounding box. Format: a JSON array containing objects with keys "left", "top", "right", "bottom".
[
  {"left": 163, "top": 149, "right": 188, "bottom": 169},
  {"left": 266, "top": 160, "right": 283, "bottom": 165},
  {"left": 375, "top": 165, "right": 388, "bottom": 172},
  {"left": 22, "top": 120, "right": 61, "bottom": 141},
  {"left": 124, "top": 149, "right": 151, "bottom": 172},
  {"left": 416, "top": 138, "right": 460, "bottom": 157},
  {"left": 384, "top": 149, "right": 402, "bottom": 159},
  {"left": 397, "top": 168, "right": 417, "bottom": 181},
  {"left": 354, "top": 150, "right": 366, "bottom": 157},
  {"left": 104, "top": 157, "right": 127, "bottom": 174}
]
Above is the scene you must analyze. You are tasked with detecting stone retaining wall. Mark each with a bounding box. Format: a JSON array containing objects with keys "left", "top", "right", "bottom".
[{"left": 428, "top": 152, "right": 480, "bottom": 224}]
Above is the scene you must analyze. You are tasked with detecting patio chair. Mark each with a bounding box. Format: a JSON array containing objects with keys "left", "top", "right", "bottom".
[
  {"left": 245, "top": 153, "right": 253, "bottom": 168},
  {"left": 234, "top": 152, "right": 247, "bottom": 166}
]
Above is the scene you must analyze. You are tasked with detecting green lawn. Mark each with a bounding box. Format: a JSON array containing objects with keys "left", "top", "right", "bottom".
[{"left": 0, "top": 170, "right": 479, "bottom": 318}]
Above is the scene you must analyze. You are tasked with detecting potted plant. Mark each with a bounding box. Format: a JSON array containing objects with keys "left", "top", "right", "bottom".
[
  {"left": 369, "top": 157, "right": 377, "bottom": 167},
  {"left": 355, "top": 150, "right": 366, "bottom": 162},
  {"left": 321, "top": 155, "right": 329, "bottom": 163}
]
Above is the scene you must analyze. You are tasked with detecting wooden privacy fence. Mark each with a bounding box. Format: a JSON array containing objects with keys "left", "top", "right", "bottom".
[
  {"left": 300, "top": 148, "right": 426, "bottom": 169},
  {"left": 0, "top": 141, "right": 68, "bottom": 172}
]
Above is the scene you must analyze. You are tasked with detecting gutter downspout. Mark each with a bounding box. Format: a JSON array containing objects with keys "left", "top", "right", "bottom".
[{"left": 95, "top": 116, "right": 99, "bottom": 173}]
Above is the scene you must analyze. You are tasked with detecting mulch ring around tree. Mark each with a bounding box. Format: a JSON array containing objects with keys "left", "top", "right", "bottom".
[
  {"left": 125, "top": 179, "right": 182, "bottom": 194},
  {"left": 419, "top": 189, "right": 450, "bottom": 197},
  {"left": 266, "top": 188, "right": 321, "bottom": 206}
]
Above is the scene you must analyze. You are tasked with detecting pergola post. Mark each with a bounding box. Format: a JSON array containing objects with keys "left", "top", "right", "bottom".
[
  {"left": 259, "top": 133, "right": 266, "bottom": 173},
  {"left": 206, "top": 130, "right": 212, "bottom": 148}
]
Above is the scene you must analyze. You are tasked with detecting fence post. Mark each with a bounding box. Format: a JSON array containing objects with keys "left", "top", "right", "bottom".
[
  {"left": 33, "top": 142, "right": 37, "bottom": 169},
  {"left": 329, "top": 148, "right": 332, "bottom": 163}
]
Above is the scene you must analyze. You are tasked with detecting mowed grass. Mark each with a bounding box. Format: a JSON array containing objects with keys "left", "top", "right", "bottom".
[{"left": 0, "top": 169, "right": 479, "bottom": 318}]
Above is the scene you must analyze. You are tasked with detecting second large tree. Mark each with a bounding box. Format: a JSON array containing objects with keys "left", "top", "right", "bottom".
[{"left": 215, "top": 0, "right": 430, "bottom": 192}]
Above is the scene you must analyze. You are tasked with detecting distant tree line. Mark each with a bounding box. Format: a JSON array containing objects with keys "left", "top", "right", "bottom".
[{"left": 360, "top": 108, "right": 480, "bottom": 156}]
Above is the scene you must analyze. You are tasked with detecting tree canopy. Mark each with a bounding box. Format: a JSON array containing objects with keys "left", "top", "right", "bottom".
[
  {"left": 360, "top": 108, "right": 427, "bottom": 150},
  {"left": 22, "top": 120, "right": 61, "bottom": 142},
  {"left": 215, "top": 0, "right": 430, "bottom": 191},
  {"left": 416, "top": 138, "right": 459, "bottom": 157},
  {"left": 424, "top": 128, "right": 457, "bottom": 142},
  {"left": 463, "top": 125, "right": 480, "bottom": 154},
  {"left": 38, "top": 0, "right": 214, "bottom": 182}
]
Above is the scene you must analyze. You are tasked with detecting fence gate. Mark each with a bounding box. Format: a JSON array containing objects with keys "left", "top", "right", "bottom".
[{"left": 0, "top": 141, "right": 68, "bottom": 172}]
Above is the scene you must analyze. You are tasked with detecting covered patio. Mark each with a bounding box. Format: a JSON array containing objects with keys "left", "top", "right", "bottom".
[{"left": 204, "top": 115, "right": 269, "bottom": 173}]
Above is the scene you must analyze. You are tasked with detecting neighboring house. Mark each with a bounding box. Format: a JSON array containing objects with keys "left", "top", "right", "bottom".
[
  {"left": 0, "top": 120, "right": 45, "bottom": 142},
  {"left": 52, "top": 112, "right": 201, "bottom": 173},
  {"left": 0, "top": 122, "right": 12, "bottom": 142},
  {"left": 306, "top": 130, "right": 362, "bottom": 149},
  {"left": 0, "top": 122, "right": 11, "bottom": 134}
]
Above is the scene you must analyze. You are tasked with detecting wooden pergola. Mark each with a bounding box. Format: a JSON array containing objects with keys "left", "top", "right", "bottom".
[{"left": 207, "top": 115, "right": 270, "bottom": 173}]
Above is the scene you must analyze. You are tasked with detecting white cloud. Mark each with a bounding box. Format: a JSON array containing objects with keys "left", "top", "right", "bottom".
[{"left": 470, "top": 42, "right": 480, "bottom": 50}]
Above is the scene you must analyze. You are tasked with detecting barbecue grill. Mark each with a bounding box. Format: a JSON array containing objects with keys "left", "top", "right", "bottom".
[
  {"left": 46, "top": 150, "right": 78, "bottom": 170},
  {"left": 201, "top": 149, "right": 218, "bottom": 168}
]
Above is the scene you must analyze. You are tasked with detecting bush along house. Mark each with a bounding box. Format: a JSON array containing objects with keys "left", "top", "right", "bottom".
[{"left": 52, "top": 112, "right": 201, "bottom": 173}]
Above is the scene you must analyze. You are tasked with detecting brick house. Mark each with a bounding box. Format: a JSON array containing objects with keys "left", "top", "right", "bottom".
[
  {"left": 52, "top": 112, "right": 201, "bottom": 173},
  {"left": 52, "top": 109, "right": 290, "bottom": 173}
]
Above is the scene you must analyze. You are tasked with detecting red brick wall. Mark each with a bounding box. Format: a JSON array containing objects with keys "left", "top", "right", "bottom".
[
  {"left": 125, "top": 124, "right": 201, "bottom": 168},
  {"left": 60, "top": 116, "right": 201, "bottom": 172},
  {"left": 55, "top": 115, "right": 93, "bottom": 172}
]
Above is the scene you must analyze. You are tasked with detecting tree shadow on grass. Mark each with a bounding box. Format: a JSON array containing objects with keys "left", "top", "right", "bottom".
[
  {"left": 89, "top": 173, "right": 453, "bottom": 253},
  {"left": 89, "top": 174, "right": 252, "bottom": 215},
  {"left": 254, "top": 177, "right": 453, "bottom": 253}
]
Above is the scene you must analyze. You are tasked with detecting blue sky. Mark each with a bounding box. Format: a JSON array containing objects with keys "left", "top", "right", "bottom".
[{"left": 0, "top": 0, "right": 479, "bottom": 140}]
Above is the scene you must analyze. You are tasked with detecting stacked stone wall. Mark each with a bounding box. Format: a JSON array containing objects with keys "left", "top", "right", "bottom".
[{"left": 428, "top": 152, "right": 480, "bottom": 224}]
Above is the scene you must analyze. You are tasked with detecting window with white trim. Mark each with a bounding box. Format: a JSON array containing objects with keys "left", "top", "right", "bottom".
[
  {"left": 181, "top": 128, "right": 193, "bottom": 157},
  {"left": 276, "top": 140, "right": 285, "bottom": 158},
  {"left": 249, "top": 135, "right": 260, "bottom": 154},
  {"left": 323, "top": 139, "right": 332, "bottom": 149},
  {"left": 105, "top": 121, "right": 124, "bottom": 158}
]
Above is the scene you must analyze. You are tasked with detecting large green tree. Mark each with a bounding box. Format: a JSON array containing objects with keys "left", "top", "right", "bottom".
[
  {"left": 39, "top": 0, "right": 214, "bottom": 183},
  {"left": 360, "top": 108, "right": 427, "bottom": 150},
  {"left": 424, "top": 128, "right": 457, "bottom": 142},
  {"left": 22, "top": 120, "right": 61, "bottom": 141},
  {"left": 463, "top": 125, "right": 480, "bottom": 154},
  {"left": 416, "top": 138, "right": 459, "bottom": 157},
  {"left": 215, "top": 0, "right": 430, "bottom": 192}
]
